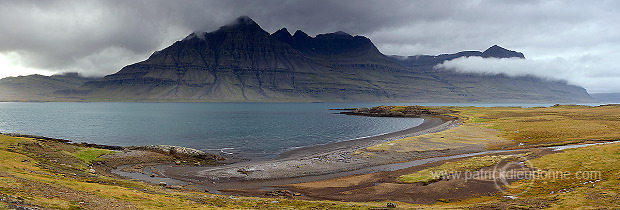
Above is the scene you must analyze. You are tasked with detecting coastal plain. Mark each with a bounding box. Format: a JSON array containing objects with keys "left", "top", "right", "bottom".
[{"left": 1, "top": 105, "right": 619, "bottom": 209}]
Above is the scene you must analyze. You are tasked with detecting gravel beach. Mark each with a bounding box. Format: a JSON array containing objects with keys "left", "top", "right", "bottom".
[{"left": 149, "top": 116, "right": 474, "bottom": 190}]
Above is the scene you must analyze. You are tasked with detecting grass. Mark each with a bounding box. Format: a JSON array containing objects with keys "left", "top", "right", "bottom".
[
  {"left": 454, "top": 105, "right": 620, "bottom": 145},
  {"left": 369, "top": 105, "right": 620, "bottom": 152},
  {"left": 398, "top": 155, "right": 514, "bottom": 184},
  {"left": 3, "top": 105, "right": 620, "bottom": 209},
  {"left": 379, "top": 105, "right": 620, "bottom": 208},
  {"left": 389, "top": 106, "right": 407, "bottom": 113},
  {"left": 0, "top": 134, "right": 401, "bottom": 209},
  {"left": 67, "top": 148, "right": 118, "bottom": 165},
  {"left": 366, "top": 122, "right": 507, "bottom": 153},
  {"left": 500, "top": 143, "right": 620, "bottom": 209}
]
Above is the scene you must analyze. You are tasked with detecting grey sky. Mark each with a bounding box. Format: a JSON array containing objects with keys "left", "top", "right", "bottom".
[{"left": 0, "top": 0, "right": 618, "bottom": 93}]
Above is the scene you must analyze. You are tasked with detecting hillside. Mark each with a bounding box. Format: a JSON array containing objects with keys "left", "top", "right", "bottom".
[
  {"left": 1, "top": 105, "right": 619, "bottom": 209},
  {"left": 590, "top": 93, "right": 620, "bottom": 103},
  {"left": 3, "top": 16, "right": 594, "bottom": 102},
  {"left": 78, "top": 16, "right": 591, "bottom": 102},
  {"left": 0, "top": 73, "right": 99, "bottom": 101}
]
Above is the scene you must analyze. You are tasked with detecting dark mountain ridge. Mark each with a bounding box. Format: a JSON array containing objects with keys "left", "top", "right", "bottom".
[
  {"left": 40, "top": 16, "right": 594, "bottom": 102},
  {"left": 391, "top": 45, "right": 525, "bottom": 68}
]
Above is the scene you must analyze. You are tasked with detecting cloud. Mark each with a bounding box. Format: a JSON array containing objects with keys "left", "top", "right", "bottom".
[
  {"left": 435, "top": 53, "right": 620, "bottom": 93},
  {"left": 0, "top": 0, "right": 618, "bottom": 92},
  {"left": 0, "top": 0, "right": 169, "bottom": 76}
]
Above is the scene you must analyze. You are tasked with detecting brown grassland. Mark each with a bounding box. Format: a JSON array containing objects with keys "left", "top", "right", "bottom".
[
  {"left": 1, "top": 105, "right": 620, "bottom": 209},
  {"left": 382, "top": 105, "right": 620, "bottom": 208}
]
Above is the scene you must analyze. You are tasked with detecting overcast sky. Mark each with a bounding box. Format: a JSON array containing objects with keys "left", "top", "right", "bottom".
[{"left": 0, "top": 0, "right": 618, "bottom": 93}]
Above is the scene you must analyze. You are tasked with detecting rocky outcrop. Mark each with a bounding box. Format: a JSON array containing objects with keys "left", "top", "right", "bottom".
[
  {"left": 126, "top": 145, "right": 220, "bottom": 160},
  {"left": 337, "top": 106, "right": 458, "bottom": 119},
  {"left": 1, "top": 133, "right": 124, "bottom": 150}
]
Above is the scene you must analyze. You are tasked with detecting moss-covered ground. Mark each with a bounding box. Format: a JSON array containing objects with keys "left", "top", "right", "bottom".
[
  {"left": 389, "top": 105, "right": 620, "bottom": 209},
  {"left": 2, "top": 105, "right": 620, "bottom": 209},
  {"left": 0, "top": 135, "right": 389, "bottom": 209}
]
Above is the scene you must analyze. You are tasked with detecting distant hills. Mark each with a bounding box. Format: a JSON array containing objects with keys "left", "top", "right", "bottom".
[
  {"left": 0, "top": 73, "right": 98, "bottom": 101},
  {"left": 590, "top": 93, "right": 620, "bottom": 103},
  {"left": 0, "top": 16, "right": 594, "bottom": 102}
]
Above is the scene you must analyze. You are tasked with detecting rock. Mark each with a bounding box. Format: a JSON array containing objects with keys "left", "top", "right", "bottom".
[
  {"left": 126, "top": 145, "right": 220, "bottom": 160},
  {"left": 166, "top": 185, "right": 183, "bottom": 189},
  {"left": 88, "top": 168, "right": 96, "bottom": 173},
  {"left": 237, "top": 170, "right": 248, "bottom": 175},
  {"left": 265, "top": 189, "right": 295, "bottom": 197}
]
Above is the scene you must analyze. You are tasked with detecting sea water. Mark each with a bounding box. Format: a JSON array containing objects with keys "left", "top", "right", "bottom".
[
  {"left": 0, "top": 102, "right": 587, "bottom": 159},
  {"left": 0, "top": 102, "right": 422, "bottom": 159}
]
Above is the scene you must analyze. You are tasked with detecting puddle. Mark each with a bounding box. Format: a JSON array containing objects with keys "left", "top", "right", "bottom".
[
  {"left": 548, "top": 141, "right": 620, "bottom": 151},
  {"left": 112, "top": 165, "right": 190, "bottom": 186},
  {"left": 112, "top": 165, "right": 224, "bottom": 194}
]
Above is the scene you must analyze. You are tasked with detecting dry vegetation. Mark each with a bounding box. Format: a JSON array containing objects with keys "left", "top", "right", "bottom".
[
  {"left": 398, "top": 154, "right": 514, "bottom": 184},
  {"left": 0, "top": 135, "right": 388, "bottom": 209},
  {"left": 2, "top": 105, "right": 620, "bottom": 209},
  {"left": 382, "top": 105, "right": 620, "bottom": 208},
  {"left": 366, "top": 122, "right": 507, "bottom": 153},
  {"left": 455, "top": 104, "right": 620, "bottom": 145}
]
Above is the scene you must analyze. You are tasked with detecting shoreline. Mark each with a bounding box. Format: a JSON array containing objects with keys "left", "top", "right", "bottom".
[
  {"left": 3, "top": 109, "right": 468, "bottom": 193},
  {"left": 149, "top": 116, "right": 465, "bottom": 190},
  {"left": 276, "top": 116, "right": 450, "bottom": 160}
]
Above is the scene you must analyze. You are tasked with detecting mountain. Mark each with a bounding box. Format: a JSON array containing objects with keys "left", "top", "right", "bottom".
[
  {"left": 590, "top": 93, "right": 620, "bottom": 103},
  {"left": 72, "top": 16, "right": 593, "bottom": 102},
  {"left": 390, "top": 45, "right": 525, "bottom": 68},
  {"left": 0, "top": 73, "right": 99, "bottom": 101}
]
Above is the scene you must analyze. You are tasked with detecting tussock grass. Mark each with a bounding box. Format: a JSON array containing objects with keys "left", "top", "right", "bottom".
[
  {"left": 366, "top": 123, "right": 507, "bottom": 153},
  {"left": 398, "top": 155, "right": 514, "bottom": 184},
  {"left": 500, "top": 143, "right": 620, "bottom": 208},
  {"left": 0, "top": 134, "right": 390, "bottom": 209},
  {"left": 370, "top": 105, "right": 620, "bottom": 208},
  {"left": 4, "top": 105, "right": 620, "bottom": 209},
  {"left": 455, "top": 105, "right": 620, "bottom": 144}
]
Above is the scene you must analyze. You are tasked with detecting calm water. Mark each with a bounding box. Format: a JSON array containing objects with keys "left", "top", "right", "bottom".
[
  {"left": 0, "top": 102, "right": 593, "bottom": 159},
  {"left": 0, "top": 102, "right": 422, "bottom": 159}
]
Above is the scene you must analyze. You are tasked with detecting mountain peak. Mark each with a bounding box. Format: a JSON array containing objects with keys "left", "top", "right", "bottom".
[
  {"left": 229, "top": 15, "right": 256, "bottom": 26},
  {"left": 332, "top": 31, "right": 351, "bottom": 36},
  {"left": 183, "top": 31, "right": 206, "bottom": 40},
  {"left": 483, "top": 45, "right": 507, "bottom": 53},
  {"left": 276, "top": 27, "right": 290, "bottom": 33},
  {"left": 316, "top": 31, "right": 353, "bottom": 39},
  {"left": 273, "top": 28, "right": 291, "bottom": 37},
  {"left": 216, "top": 15, "right": 263, "bottom": 32},
  {"left": 482, "top": 45, "right": 525, "bottom": 59},
  {"left": 293, "top": 30, "right": 310, "bottom": 38},
  {"left": 272, "top": 28, "right": 294, "bottom": 44}
]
